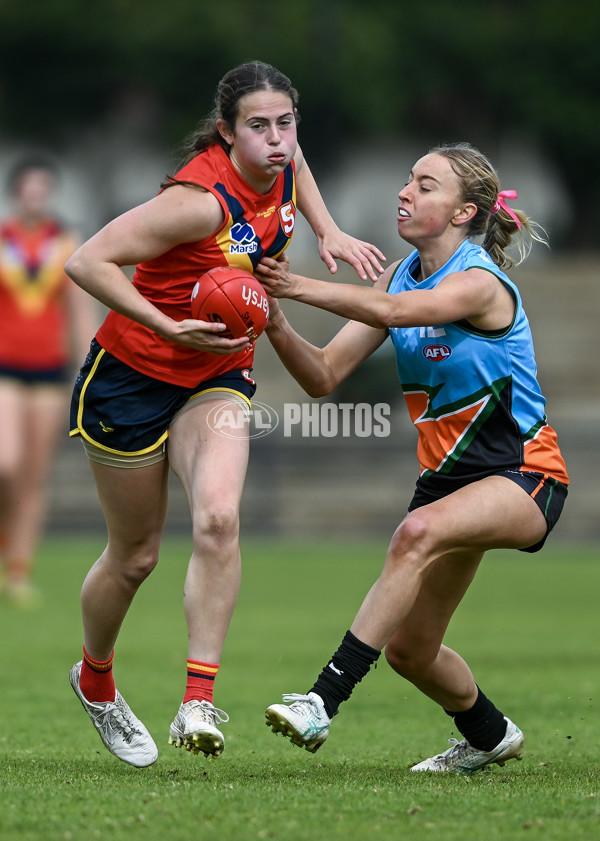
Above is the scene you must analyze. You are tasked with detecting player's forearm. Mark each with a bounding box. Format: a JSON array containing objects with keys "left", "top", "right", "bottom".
[
  {"left": 296, "top": 161, "right": 339, "bottom": 239},
  {"left": 65, "top": 253, "right": 174, "bottom": 337},
  {"left": 265, "top": 309, "right": 336, "bottom": 398},
  {"left": 287, "top": 273, "right": 395, "bottom": 329}
]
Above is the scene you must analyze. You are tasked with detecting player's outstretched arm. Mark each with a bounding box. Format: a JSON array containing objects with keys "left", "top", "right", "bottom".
[
  {"left": 264, "top": 296, "right": 386, "bottom": 398},
  {"left": 258, "top": 255, "right": 404, "bottom": 329}
]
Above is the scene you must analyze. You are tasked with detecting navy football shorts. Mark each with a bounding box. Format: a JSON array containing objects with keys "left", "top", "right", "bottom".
[
  {"left": 408, "top": 468, "right": 568, "bottom": 553},
  {"left": 70, "top": 339, "right": 257, "bottom": 462},
  {"left": 0, "top": 362, "right": 70, "bottom": 385}
]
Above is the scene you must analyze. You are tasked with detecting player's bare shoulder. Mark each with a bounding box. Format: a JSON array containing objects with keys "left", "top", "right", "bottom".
[
  {"left": 154, "top": 182, "right": 225, "bottom": 244},
  {"left": 374, "top": 259, "right": 402, "bottom": 291},
  {"left": 450, "top": 267, "right": 516, "bottom": 330}
]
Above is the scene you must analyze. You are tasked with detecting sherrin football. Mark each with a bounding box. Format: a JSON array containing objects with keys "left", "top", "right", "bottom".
[{"left": 190, "top": 266, "right": 269, "bottom": 341}]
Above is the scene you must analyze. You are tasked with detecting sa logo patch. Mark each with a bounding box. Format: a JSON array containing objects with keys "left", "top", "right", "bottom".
[
  {"left": 278, "top": 201, "right": 296, "bottom": 236},
  {"left": 423, "top": 344, "right": 452, "bottom": 361}
]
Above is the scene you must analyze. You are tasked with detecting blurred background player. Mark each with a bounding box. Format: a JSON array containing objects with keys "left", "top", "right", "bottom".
[
  {"left": 259, "top": 142, "right": 568, "bottom": 775},
  {"left": 0, "top": 157, "right": 98, "bottom": 607},
  {"left": 65, "top": 61, "right": 385, "bottom": 768}
]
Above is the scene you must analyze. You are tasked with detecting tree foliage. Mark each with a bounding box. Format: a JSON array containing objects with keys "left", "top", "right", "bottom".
[{"left": 0, "top": 0, "right": 598, "bottom": 245}]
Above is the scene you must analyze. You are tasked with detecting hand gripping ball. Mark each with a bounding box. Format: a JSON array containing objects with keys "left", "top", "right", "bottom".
[{"left": 190, "top": 266, "right": 270, "bottom": 341}]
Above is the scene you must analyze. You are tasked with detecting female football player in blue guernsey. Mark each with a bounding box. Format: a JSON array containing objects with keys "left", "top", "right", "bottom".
[
  {"left": 257, "top": 142, "right": 568, "bottom": 775},
  {"left": 65, "top": 61, "right": 385, "bottom": 768}
]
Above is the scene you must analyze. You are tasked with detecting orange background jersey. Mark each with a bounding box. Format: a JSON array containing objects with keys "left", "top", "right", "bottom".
[
  {"left": 0, "top": 217, "right": 76, "bottom": 370},
  {"left": 97, "top": 145, "right": 297, "bottom": 387}
]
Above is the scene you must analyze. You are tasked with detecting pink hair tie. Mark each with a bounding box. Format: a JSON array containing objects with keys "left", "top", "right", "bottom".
[{"left": 490, "top": 189, "right": 521, "bottom": 230}]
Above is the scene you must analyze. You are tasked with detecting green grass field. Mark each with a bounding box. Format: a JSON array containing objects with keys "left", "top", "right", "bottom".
[{"left": 1, "top": 535, "right": 598, "bottom": 841}]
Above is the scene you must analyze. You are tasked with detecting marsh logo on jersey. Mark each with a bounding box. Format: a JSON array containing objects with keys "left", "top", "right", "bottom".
[
  {"left": 423, "top": 344, "right": 452, "bottom": 361},
  {"left": 230, "top": 221, "right": 259, "bottom": 255}
]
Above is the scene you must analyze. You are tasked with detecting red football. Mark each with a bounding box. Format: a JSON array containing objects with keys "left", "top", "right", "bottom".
[{"left": 190, "top": 266, "right": 269, "bottom": 341}]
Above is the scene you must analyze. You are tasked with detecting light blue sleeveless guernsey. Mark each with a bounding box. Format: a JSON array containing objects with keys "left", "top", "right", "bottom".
[{"left": 386, "top": 239, "right": 568, "bottom": 485}]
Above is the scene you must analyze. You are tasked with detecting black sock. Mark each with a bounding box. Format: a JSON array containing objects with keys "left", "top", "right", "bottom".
[
  {"left": 309, "top": 630, "right": 380, "bottom": 718},
  {"left": 445, "top": 686, "right": 507, "bottom": 751}
]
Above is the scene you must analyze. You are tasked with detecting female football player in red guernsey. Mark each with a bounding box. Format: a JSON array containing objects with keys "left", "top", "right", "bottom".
[
  {"left": 65, "top": 60, "right": 385, "bottom": 767},
  {"left": 0, "top": 158, "right": 97, "bottom": 607}
]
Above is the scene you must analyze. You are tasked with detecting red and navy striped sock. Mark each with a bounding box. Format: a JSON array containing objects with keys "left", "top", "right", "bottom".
[
  {"left": 79, "top": 645, "right": 116, "bottom": 703},
  {"left": 183, "top": 659, "right": 219, "bottom": 705}
]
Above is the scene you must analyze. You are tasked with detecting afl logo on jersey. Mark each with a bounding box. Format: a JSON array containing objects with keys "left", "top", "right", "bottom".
[{"left": 423, "top": 344, "right": 452, "bottom": 361}]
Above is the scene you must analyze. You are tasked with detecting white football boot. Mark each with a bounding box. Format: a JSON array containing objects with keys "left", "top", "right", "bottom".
[
  {"left": 265, "top": 692, "right": 331, "bottom": 753},
  {"left": 168, "top": 699, "right": 229, "bottom": 757},
  {"left": 70, "top": 661, "right": 158, "bottom": 768},
  {"left": 410, "top": 717, "right": 524, "bottom": 775}
]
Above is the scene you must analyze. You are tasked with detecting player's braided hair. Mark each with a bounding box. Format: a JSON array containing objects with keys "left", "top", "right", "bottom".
[{"left": 429, "top": 142, "right": 547, "bottom": 269}]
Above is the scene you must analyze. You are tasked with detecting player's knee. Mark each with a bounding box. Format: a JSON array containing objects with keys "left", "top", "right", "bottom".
[
  {"left": 120, "top": 559, "right": 156, "bottom": 589},
  {"left": 386, "top": 512, "right": 431, "bottom": 568},
  {"left": 108, "top": 536, "right": 161, "bottom": 587},
  {"left": 195, "top": 502, "right": 239, "bottom": 546},
  {"left": 385, "top": 637, "right": 436, "bottom": 679}
]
